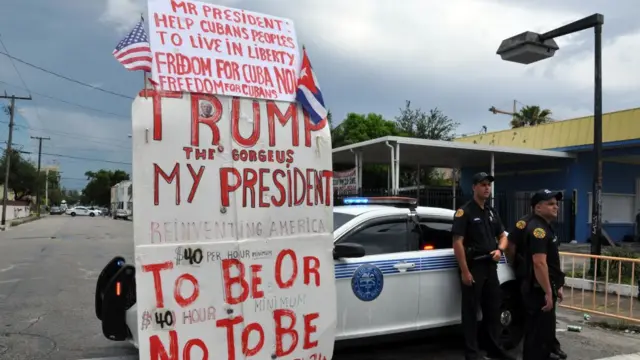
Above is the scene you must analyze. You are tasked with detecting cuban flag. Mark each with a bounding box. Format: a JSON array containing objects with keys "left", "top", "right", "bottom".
[{"left": 296, "top": 47, "right": 328, "bottom": 125}]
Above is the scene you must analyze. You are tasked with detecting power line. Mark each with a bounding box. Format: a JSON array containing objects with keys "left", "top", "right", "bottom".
[
  {"left": 0, "top": 36, "right": 30, "bottom": 93},
  {"left": 0, "top": 79, "right": 129, "bottom": 119},
  {"left": 0, "top": 145, "right": 131, "bottom": 165},
  {"left": 0, "top": 50, "right": 134, "bottom": 100},
  {"left": 41, "top": 151, "right": 131, "bottom": 165},
  {"left": 0, "top": 119, "right": 132, "bottom": 148}
]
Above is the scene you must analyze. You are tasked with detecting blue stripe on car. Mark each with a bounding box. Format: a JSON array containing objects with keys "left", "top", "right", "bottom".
[{"left": 334, "top": 255, "right": 507, "bottom": 279}]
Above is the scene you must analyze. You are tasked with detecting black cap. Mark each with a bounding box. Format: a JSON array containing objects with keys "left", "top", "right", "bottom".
[
  {"left": 530, "top": 189, "right": 563, "bottom": 207},
  {"left": 472, "top": 172, "right": 495, "bottom": 184}
]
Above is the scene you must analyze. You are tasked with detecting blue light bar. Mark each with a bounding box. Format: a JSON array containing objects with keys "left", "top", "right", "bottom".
[
  {"left": 342, "top": 196, "right": 418, "bottom": 207},
  {"left": 343, "top": 197, "right": 370, "bottom": 205}
]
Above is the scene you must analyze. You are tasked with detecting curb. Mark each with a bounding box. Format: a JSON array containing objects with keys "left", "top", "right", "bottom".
[
  {"left": 565, "top": 277, "right": 639, "bottom": 297},
  {"left": 1, "top": 215, "right": 45, "bottom": 230}
]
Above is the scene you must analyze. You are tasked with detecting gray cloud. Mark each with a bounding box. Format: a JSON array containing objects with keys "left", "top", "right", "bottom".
[{"left": 0, "top": 0, "right": 638, "bottom": 189}]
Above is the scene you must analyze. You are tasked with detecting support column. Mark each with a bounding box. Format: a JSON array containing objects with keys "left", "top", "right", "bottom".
[
  {"left": 416, "top": 164, "right": 421, "bottom": 204},
  {"left": 490, "top": 152, "right": 495, "bottom": 207},
  {"left": 395, "top": 142, "right": 401, "bottom": 195},
  {"left": 357, "top": 151, "right": 363, "bottom": 195},
  {"left": 385, "top": 142, "right": 395, "bottom": 194},
  {"left": 452, "top": 168, "right": 457, "bottom": 210},
  {"left": 352, "top": 150, "right": 359, "bottom": 192}
]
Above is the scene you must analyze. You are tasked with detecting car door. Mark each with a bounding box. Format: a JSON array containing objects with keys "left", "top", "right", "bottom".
[
  {"left": 77, "top": 207, "right": 88, "bottom": 216},
  {"left": 334, "top": 215, "right": 421, "bottom": 340},
  {"left": 415, "top": 218, "right": 462, "bottom": 328}
]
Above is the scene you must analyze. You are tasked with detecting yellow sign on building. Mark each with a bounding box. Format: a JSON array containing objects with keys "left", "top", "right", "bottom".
[{"left": 455, "top": 107, "right": 640, "bottom": 149}]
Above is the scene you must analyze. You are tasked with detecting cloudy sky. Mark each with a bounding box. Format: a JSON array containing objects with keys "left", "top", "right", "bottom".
[{"left": 1, "top": 0, "right": 639, "bottom": 190}]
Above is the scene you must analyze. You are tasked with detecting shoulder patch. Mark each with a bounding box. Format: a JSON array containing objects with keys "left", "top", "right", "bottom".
[
  {"left": 455, "top": 209, "right": 464, "bottom": 218},
  {"left": 533, "top": 228, "right": 546, "bottom": 239},
  {"left": 516, "top": 220, "right": 526, "bottom": 229}
]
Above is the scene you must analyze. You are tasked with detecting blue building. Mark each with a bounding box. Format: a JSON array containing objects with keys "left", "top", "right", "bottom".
[{"left": 456, "top": 108, "right": 640, "bottom": 243}]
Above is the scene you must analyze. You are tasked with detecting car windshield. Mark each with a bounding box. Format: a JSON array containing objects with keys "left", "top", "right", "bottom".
[{"left": 333, "top": 212, "right": 356, "bottom": 231}]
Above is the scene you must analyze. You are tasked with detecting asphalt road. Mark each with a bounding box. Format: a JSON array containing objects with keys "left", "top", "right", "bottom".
[{"left": 0, "top": 216, "right": 639, "bottom": 360}]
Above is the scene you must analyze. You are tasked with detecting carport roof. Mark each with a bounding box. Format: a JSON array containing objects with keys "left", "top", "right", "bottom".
[{"left": 332, "top": 136, "right": 576, "bottom": 168}]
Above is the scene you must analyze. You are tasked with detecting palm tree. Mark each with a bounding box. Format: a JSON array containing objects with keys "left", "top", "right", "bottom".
[{"left": 510, "top": 105, "right": 553, "bottom": 128}]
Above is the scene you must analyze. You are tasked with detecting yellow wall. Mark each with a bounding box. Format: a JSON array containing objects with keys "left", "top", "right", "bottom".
[{"left": 455, "top": 107, "right": 640, "bottom": 149}]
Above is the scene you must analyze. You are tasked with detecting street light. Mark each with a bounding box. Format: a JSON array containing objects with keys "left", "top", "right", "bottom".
[{"left": 496, "top": 14, "right": 605, "bottom": 262}]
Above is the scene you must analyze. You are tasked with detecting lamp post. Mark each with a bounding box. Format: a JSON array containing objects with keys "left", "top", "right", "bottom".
[{"left": 496, "top": 14, "right": 604, "bottom": 268}]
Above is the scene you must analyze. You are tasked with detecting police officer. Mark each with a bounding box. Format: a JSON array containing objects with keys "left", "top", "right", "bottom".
[
  {"left": 452, "top": 172, "right": 514, "bottom": 360},
  {"left": 507, "top": 212, "right": 567, "bottom": 360},
  {"left": 521, "top": 190, "right": 565, "bottom": 360}
]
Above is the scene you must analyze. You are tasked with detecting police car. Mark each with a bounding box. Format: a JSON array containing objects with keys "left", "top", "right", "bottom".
[{"left": 95, "top": 197, "right": 524, "bottom": 349}]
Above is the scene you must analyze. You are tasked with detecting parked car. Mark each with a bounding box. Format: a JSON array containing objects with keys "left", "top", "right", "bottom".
[
  {"left": 66, "top": 206, "right": 102, "bottom": 217},
  {"left": 95, "top": 197, "right": 523, "bottom": 350},
  {"left": 49, "top": 206, "right": 64, "bottom": 215}
]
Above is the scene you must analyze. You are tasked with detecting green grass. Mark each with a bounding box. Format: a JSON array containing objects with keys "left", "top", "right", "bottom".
[
  {"left": 565, "top": 248, "right": 640, "bottom": 286},
  {"left": 589, "top": 320, "right": 640, "bottom": 332}
]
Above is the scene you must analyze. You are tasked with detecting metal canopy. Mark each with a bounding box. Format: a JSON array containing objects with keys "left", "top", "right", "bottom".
[{"left": 332, "top": 136, "right": 575, "bottom": 168}]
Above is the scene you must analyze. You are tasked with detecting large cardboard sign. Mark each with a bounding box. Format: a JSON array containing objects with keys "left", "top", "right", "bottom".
[
  {"left": 132, "top": 91, "right": 336, "bottom": 360},
  {"left": 147, "top": 0, "right": 300, "bottom": 101}
]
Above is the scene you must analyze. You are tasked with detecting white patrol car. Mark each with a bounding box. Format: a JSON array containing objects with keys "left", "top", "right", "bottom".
[{"left": 95, "top": 197, "right": 524, "bottom": 350}]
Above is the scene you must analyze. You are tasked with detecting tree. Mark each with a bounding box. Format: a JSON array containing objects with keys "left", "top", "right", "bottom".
[
  {"left": 62, "top": 189, "right": 81, "bottom": 205},
  {"left": 331, "top": 113, "right": 401, "bottom": 148},
  {"left": 0, "top": 149, "right": 38, "bottom": 200},
  {"left": 510, "top": 105, "right": 553, "bottom": 128},
  {"left": 395, "top": 101, "right": 460, "bottom": 141},
  {"left": 81, "top": 169, "right": 130, "bottom": 205},
  {"left": 395, "top": 101, "right": 460, "bottom": 187},
  {"left": 41, "top": 170, "right": 63, "bottom": 206}
]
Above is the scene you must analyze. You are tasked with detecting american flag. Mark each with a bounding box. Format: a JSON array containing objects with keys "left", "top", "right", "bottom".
[
  {"left": 113, "top": 20, "right": 152, "bottom": 72},
  {"left": 295, "top": 48, "right": 327, "bottom": 125}
]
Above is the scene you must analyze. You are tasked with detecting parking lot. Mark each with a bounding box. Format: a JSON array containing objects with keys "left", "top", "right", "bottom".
[{"left": 0, "top": 216, "right": 639, "bottom": 360}]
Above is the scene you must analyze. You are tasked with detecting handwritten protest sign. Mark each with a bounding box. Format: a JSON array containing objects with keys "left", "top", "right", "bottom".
[
  {"left": 147, "top": 0, "right": 300, "bottom": 101},
  {"left": 131, "top": 90, "right": 336, "bottom": 359},
  {"left": 333, "top": 168, "right": 357, "bottom": 195}
]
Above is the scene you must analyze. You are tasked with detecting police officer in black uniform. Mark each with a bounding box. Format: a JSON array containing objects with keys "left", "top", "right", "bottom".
[
  {"left": 521, "top": 190, "right": 565, "bottom": 360},
  {"left": 507, "top": 212, "right": 567, "bottom": 360},
  {"left": 452, "top": 172, "right": 514, "bottom": 360}
]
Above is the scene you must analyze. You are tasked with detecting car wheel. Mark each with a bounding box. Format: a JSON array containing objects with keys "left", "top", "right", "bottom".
[
  {"left": 498, "top": 281, "right": 525, "bottom": 350},
  {"left": 70, "top": 212, "right": 76, "bottom": 217},
  {"left": 90, "top": 212, "right": 95, "bottom": 217}
]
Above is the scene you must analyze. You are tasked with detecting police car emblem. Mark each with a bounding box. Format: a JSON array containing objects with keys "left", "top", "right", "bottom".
[
  {"left": 516, "top": 220, "right": 526, "bottom": 230},
  {"left": 533, "top": 228, "right": 546, "bottom": 239},
  {"left": 351, "top": 264, "right": 384, "bottom": 302},
  {"left": 455, "top": 209, "right": 464, "bottom": 218}
]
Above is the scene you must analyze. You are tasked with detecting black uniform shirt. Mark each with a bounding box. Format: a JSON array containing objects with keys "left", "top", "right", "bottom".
[
  {"left": 507, "top": 214, "right": 533, "bottom": 276},
  {"left": 526, "top": 215, "right": 564, "bottom": 287},
  {"left": 452, "top": 200, "right": 505, "bottom": 254}
]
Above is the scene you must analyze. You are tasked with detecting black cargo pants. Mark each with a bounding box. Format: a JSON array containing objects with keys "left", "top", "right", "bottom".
[{"left": 460, "top": 261, "right": 504, "bottom": 360}]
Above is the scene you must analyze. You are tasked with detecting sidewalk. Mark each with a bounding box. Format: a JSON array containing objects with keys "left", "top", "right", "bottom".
[
  {"left": 559, "top": 242, "right": 640, "bottom": 255},
  {"left": 596, "top": 353, "right": 640, "bottom": 359},
  {"left": 560, "top": 285, "right": 640, "bottom": 322}
]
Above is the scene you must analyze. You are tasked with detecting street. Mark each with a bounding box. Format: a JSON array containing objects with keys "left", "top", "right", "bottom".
[{"left": 1, "top": 217, "right": 639, "bottom": 360}]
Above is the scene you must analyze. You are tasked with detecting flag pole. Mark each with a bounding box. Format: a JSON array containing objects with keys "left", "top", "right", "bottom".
[{"left": 141, "top": 13, "right": 148, "bottom": 99}]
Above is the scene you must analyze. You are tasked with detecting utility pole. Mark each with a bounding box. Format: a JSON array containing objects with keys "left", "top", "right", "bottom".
[
  {"left": 0, "top": 93, "right": 32, "bottom": 227},
  {"left": 45, "top": 168, "right": 49, "bottom": 208},
  {"left": 31, "top": 136, "right": 50, "bottom": 217}
]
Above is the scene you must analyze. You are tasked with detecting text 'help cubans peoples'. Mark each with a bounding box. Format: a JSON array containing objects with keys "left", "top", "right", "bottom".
[{"left": 117, "top": 0, "right": 336, "bottom": 359}]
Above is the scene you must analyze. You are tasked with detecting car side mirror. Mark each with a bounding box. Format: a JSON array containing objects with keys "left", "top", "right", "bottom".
[{"left": 333, "top": 243, "right": 365, "bottom": 259}]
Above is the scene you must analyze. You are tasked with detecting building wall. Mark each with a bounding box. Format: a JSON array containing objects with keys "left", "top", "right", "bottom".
[
  {"left": 572, "top": 151, "right": 640, "bottom": 243},
  {"left": 0, "top": 203, "right": 31, "bottom": 221},
  {"left": 461, "top": 149, "right": 640, "bottom": 243}
]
